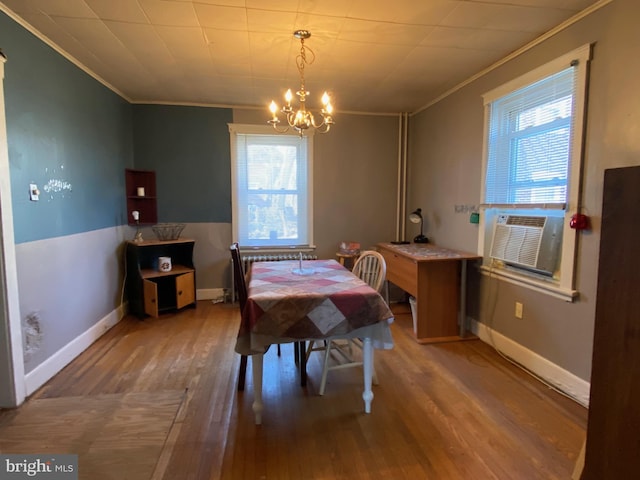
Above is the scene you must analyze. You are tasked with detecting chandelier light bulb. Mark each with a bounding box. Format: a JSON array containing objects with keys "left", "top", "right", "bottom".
[
  {"left": 321, "top": 91, "right": 330, "bottom": 105},
  {"left": 285, "top": 89, "right": 293, "bottom": 104},
  {"left": 269, "top": 100, "right": 278, "bottom": 118}
]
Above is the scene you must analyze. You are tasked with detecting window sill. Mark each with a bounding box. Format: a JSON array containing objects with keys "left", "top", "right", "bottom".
[{"left": 479, "top": 265, "right": 578, "bottom": 302}]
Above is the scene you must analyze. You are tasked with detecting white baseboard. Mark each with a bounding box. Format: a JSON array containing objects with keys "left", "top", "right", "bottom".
[
  {"left": 24, "top": 304, "right": 126, "bottom": 397},
  {"left": 197, "top": 288, "right": 227, "bottom": 302},
  {"left": 471, "top": 318, "right": 591, "bottom": 407}
]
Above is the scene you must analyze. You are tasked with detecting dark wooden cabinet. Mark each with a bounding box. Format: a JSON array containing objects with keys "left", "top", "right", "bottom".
[
  {"left": 125, "top": 168, "right": 157, "bottom": 225},
  {"left": 125, "top": 239, "right": 196, "bottom": 318},
  {"left": 581, "top": 166, "right": 640, "bottom": 479}
]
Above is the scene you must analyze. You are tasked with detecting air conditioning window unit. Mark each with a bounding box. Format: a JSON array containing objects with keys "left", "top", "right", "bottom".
[{"left": 489, "top": 214, "right": 564, "bottom": 276}]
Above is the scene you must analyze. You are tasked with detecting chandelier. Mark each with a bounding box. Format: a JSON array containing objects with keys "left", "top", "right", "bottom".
[{"left": 268, "top": 30, "right": 334, "bottom": 135}]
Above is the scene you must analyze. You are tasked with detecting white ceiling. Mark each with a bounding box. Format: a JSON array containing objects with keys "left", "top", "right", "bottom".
[{"left": 0, "top": 0, "right": 601, "bottom": 114}]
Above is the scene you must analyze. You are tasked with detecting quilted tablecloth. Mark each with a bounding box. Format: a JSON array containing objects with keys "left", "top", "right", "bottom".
[{"left": 235, "top": 259, "right": 394, "bottom": 355}]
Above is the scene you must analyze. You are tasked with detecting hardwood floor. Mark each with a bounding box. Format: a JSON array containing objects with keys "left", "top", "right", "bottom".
[{"left": 0, "top": 301, "right": 587, "bottom": 479}]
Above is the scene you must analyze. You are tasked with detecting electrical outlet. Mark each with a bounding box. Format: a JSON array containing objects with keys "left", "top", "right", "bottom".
[{"left": 515, "top": 302, "right": 523, "bottom": 319}]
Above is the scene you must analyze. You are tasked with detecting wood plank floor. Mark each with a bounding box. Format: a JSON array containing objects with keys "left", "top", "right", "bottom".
[{"left": 0, "top": 301, "right": 587, "bottom": 479}]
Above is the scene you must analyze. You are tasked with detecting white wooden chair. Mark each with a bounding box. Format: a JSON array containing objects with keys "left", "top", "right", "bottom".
[{"left": 308, "top": 250, "right": 387, "bottom": 395}]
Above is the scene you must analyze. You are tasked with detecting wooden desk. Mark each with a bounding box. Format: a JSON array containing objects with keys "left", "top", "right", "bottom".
[{"left": 377, "top": 242, "right": 480, "bottom": 343}]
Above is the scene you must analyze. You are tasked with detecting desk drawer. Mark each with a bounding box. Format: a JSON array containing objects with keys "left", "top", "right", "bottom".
[{"left": 380, "top": 249, "right": 417, "bottom": 297}]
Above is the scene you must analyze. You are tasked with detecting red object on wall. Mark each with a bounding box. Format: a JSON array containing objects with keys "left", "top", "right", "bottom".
[{"left": 570, "top": 213, "right": 590, "bottom": 230}]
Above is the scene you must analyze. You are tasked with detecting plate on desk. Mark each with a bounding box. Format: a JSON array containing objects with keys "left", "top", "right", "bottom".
[{"left": 291, "top": 267, "right": 315, "bottom": 276}]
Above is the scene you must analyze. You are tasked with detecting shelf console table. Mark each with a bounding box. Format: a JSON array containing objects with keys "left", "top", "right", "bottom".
[
  {"left": 125, "top": 239, "right": 196, "bottom": 318},
  {"left": 376, "top": 242, "right": 481, "bottom": 343}
]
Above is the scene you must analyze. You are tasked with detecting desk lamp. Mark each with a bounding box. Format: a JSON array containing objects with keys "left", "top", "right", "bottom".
[{"left": 409, "top": 208, "right": 429, "bottom": 243}]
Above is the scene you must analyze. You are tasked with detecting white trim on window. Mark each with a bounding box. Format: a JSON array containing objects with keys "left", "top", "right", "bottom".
[
  {"left": 228, "top": 123, "right": 314, "bottom": 250},
  {"left": 482, "top": 44, "right": 591, "bottom": 105},
  {"left": 478, "top": 44, "right": 592, "bottom": 301}
]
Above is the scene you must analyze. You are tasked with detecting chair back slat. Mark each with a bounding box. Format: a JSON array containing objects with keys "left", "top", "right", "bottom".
[
  {"left": 352, "top": 250, "right": 386, "bottom": 293},
  {"left": 230, "top": 242, "right": 248, "bottom": 310}
]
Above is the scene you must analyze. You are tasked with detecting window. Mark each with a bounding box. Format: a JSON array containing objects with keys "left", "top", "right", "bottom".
[
  {"left": 229, "top": 124, "right": 313, "bottom": 249},
  {"left": 485, "top": 68, "right": 574, "bottom": 205},
  {"left": 479, "top": 45, "right": 591, "bottom": 301}
]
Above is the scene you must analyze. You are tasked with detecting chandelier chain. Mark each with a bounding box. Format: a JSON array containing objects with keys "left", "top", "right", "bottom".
[
  {"left": 296, "top": 37, "right": 315, "bottom": 78},
  {"left": 296, "top": 38, "right": 314, "bottom": 105}
]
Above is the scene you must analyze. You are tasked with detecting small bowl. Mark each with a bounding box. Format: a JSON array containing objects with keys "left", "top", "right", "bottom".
[{"left": 152, "top": 223, "right": 186, "bottom": 241}]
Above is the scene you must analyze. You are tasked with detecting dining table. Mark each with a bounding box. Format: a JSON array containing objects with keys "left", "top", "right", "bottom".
[{"left": 235, "top": 258, "right": 395, "bottom": 425}]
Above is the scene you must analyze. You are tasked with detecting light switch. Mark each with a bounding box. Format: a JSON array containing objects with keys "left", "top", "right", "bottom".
[
  {"left": 515, "top": 302, "right": 523, "bottom": 319},
  {"left": 29, "top": 183, "right": 40, "bottom": 201}
]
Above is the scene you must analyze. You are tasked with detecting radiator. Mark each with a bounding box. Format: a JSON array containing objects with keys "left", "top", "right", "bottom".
[
  {"left": 231, "top": 253, "right": 318, "bottom": 302},
  {"left": 242, "top": 253, "right": 317, "bottom": 272}
]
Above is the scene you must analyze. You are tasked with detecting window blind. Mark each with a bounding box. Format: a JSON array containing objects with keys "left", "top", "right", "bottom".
[
  {"left": 234, "top": 133, "right": 310, "bottom": 247},
  {"left": 485, "top": 66, "right": 577, "bottom": 205}
]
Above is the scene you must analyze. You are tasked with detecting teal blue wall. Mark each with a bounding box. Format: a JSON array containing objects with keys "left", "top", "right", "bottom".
[
  {"left": 2, "top": 11, "right": 236, "bottom": 241},
  {"left": 1, "top": 12, "right": 133, "bottom": 244},
  {"left": 132, "top": 104, "right": 232, "bottom": 223}
]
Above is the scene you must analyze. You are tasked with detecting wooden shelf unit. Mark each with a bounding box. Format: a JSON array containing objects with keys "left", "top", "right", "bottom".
[
  {"left": 125, "top": 168, "right": 157, "bottom": 225},
  {"left": 125, "top": 239, "right": 196, "bottom": 318}
]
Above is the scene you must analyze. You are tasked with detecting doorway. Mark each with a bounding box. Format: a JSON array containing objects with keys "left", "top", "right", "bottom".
[{"left": 0, "top": 51, "right": 25, "bottom": 407}]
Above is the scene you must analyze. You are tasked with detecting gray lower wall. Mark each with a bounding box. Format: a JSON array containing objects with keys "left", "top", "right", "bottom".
[
  {"left": 408, "top": 0, "right": 639, "bottom": 382},
  {"left": 17, "top": 226, "right": 130, "bottom": 373}
]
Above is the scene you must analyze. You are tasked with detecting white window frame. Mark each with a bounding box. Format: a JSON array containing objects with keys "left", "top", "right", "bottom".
[
  {"left": 228, "top": 123, "right": 314, "bottom": 252},
  {"left": 478, "top": 44, "right": 591, "bottom": 301}
]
